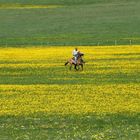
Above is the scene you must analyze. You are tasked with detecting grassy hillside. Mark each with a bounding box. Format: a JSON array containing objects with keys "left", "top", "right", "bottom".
[{"left": 0, "top": 0, "right": 140, "bottom": 46}]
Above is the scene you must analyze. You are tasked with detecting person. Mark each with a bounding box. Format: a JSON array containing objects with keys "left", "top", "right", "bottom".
[{"left": 72, "top": 48, "right": 78, "bottom": 64}]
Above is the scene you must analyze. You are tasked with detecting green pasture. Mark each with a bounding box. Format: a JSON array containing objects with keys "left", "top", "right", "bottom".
[
  {"left": 0, "top": 0, "right": 139, "bottom": 5},
  {"left": 0, "top": 0, "right": 140, "bottom": 46},
  {"left": 0, "top": 0, "right": 140, "bottom": 139},
  {"left": 0, "top": 114, "right": 139, "bottom": 140}
]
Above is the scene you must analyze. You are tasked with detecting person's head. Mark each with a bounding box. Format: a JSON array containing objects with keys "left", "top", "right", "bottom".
[{"left": 75, "top": 48, "right": 78, "bottom": 51}]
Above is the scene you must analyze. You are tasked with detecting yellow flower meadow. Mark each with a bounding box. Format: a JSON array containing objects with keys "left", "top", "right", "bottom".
[{"left": 0, "top": 45, "right": 140, "bottom": 116}]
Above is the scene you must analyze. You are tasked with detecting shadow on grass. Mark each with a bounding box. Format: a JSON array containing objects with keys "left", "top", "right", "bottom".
[
  {"left": 112, "top": 53, "right": 140, "bottom": 56},
  {"left": 93, "top": 57, "right": 140, "bottom": 62},
  {"left": 0, "top": 71, "right": 139, "bottom": 85},
  {"left": 0, "top": 113, "right": 139, "bottom": 140}
]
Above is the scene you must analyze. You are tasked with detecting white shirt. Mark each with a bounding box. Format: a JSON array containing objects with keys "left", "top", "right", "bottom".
[{"left": 72, "top": 50, "right": 78, "bottom": 56}]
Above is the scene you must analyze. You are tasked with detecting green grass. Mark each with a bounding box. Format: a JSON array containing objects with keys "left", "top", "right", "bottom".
[
  {"left": 0, "top": 0, "right": 138, "bottom": 5},
  {"left": 0, "top": 113, "right": 140, "bottom": 140},
  {"left": 0, "top": 0, "right": 140, "bottom": 139},
  {"left": 0, "top": 0, "right": 140, "bottom": 46}
]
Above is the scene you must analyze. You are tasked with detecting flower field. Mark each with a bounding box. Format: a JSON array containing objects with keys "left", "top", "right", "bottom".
[{"left": 0, "top": 45, "right": 140, "bottom": 139}]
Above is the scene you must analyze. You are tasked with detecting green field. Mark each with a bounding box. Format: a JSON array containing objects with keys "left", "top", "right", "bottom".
[
  {"left": 0, "top": 0, "right": 140, "bottom": 140},
  {"left": 0, "top": 0, "right": 140, "bottom": 46}
]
